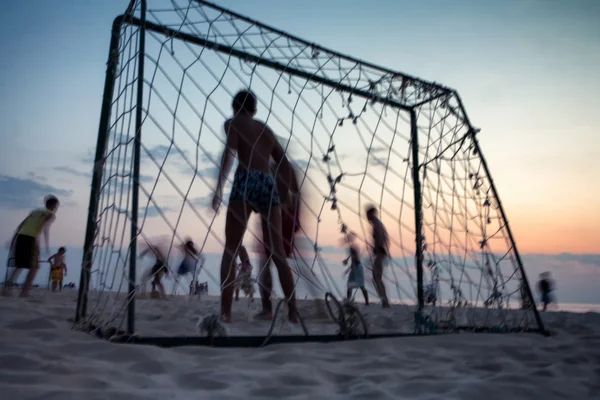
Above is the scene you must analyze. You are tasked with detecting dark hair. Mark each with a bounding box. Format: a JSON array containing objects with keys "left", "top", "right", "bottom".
[
  {"left": 59, "top": 247, "right": 66, "bottom": 253},
  {"left": 232, "top": 90, "right": 257, "bottom": 114},
  {"left": 365, "top": 205, "right": 377, "bottom": 218},
  {"left": 45, "top": 195, "right": 60, "bottom": 209}
]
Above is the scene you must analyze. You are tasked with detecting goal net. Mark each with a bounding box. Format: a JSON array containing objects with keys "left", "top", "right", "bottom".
[{"left": 74, "top": 0, "right": 545, "bottom": 344}]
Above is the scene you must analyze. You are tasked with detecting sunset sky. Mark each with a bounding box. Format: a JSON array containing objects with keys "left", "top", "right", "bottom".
[{"left": 0, "top": 0, "right": 598, "bottom": 260}]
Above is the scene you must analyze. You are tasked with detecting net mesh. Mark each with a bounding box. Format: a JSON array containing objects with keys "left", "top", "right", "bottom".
[{"left": 75, "top": 0, "right": 542, "bottom": 339}]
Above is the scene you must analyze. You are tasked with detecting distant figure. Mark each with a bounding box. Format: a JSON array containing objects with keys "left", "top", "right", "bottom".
[
  {"left": 424, "top": 282, "right": 438, "bottom": 306},
  {"left": 140, "top": 244, "right": 168, "bottom": 300},
  {"left": 211, "top": 90, "right": 299, "bottom": 323},
  {"left": 172, "top": 239, "right": 202, "bottom": 295},
  {"left": 538, "top": 272, "right": 555, "bottom": 311},
  {"left": 366, "top": 205, "right": 390, "bottom": 308},
  {"left": 235, "top": 245, "right": 255, "bottom": 302},
  {"left": 343, "top": 233, "right": 369, "bottom": 305},
  {"left": 3, "top": 195, "right": 60, "bottom": 298},
  {"left": 48, "top": 247, "right": 68, "bottom": 292}
]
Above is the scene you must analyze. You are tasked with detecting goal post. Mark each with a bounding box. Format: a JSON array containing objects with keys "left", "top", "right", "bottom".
[{"left": 74, "top": 0, "right": 546, "bottom": 343}]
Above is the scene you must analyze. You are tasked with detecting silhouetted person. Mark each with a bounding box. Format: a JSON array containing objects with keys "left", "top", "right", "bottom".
[
  {"left": 211, "top": 90, "right": 298, "bottom": 323},
  {"left": 537, "top": 272, "right": 554, "bottom": 311}
]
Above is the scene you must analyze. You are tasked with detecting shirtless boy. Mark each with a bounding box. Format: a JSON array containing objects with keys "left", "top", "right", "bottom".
[
  {"left": 3, "top": 195, "right": 59, "bottom": 297},
  {"left": 48, "top": 247, "right": 68, "bottom": 292},
  {"left": 211, "top": 90, "right": 298, "bottom": 323},
  {"left": 366, "top": 205, "right": 391, "bottom": 308}
]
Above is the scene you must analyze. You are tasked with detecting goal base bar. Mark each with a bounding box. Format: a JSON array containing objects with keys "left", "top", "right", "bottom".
[{"left": 99, "top": 328, "right": 548, "bottom": 348}]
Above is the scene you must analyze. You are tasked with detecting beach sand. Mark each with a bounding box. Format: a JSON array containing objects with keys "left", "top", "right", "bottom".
[{"left": 1, "top": 289, "right": 599, "bottom": 399}]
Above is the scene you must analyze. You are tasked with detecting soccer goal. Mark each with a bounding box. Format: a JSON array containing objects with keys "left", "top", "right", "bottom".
[{"left": 74, "top": 0, "right": 546, "bottom": 347}]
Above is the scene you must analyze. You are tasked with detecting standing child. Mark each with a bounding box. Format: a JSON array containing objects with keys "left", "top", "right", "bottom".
[
  {"left": 366, "top": 205, "right": 391, "bottom": 308},
  {"left": 48, "top": 247, "right": 68, "bottom": 292},
  {"left": 538, "top": 272, "right": 555, "bottom": 311},
  {"left": 343, "top": 233, "right": 369, "bottom": 305},
  {"left": 3, "top": 195, "right": 60, "bottom": 297}
]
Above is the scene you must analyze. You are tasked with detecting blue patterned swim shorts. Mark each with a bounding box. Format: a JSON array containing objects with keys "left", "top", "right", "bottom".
[{"left": 230, "top": 168, "right": 281, "bottom": 214}]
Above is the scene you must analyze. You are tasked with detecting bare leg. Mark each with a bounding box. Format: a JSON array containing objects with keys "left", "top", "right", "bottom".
[
  {"left": 256, "top": 251, "right": 274, "bottom": 319},
  {"left": 360, "top": 287, "right": 369, "bottom": 305},
  {"left": 220, "top": 200, "right": 251, "bottom": 322},
  {"left": 20, "top": 268, "right": 39, "bottom": 297},
  {"left": 155, "top": 275, "right": 167, "bottom": 300},
  {"left": 59, "top": 279, "right": 63, "bottom": 291},
  {"left": 52, "top": 281, "right": 57, "bottom": 292},
  {"left": 2, "top": 268, "right": 22, "bottom": 296},
  {"left": 373, "top": 255, "right": 390, "bottom": 308},
  {"left": 261, "top": 209, "right": 298, "bottom": 322}
]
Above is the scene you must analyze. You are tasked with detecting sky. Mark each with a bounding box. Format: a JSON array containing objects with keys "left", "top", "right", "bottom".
[{"left": 0, "top": 0, "right": 599, "bottom": 303}]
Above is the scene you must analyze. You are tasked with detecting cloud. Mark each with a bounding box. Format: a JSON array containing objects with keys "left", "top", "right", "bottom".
[
  {"left": 553, "top": 253, "right": 600, "bottom": 268},
  {"left": 370, "top": 146, "right": 389, "bottom": 155},
  {"left": 139, "top": 174, "right": 156, "bottom": 184},
  {"left": 142, "top": 204, "right": 174, "bottom": 218},
  {"left": 188, "top": 195, "right": 212, "bottom": 210},
  {"left": 201, "top": 151, "right": 219, "bottom": 165},
  {"left": 52, "top": 166, "right": 91, "bottom": 178},
  {"left": 293, "top": 159, "right": 310, "bottom": 170},
  {"left": 116, "top": 204, "right": 175, "bottom": 218},
  {"left": 0, "top": 175, "right": 72, "bottom": 210}
]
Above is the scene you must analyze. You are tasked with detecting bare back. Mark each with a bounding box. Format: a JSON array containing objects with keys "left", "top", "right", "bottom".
[{"left": 225, "top": 116, "right": 282, "bottom": 173}]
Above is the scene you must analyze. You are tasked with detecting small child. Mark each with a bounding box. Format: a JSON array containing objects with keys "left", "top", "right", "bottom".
[
  {"left": 173, "top": 239, "right": 202, "bottom": 295},
  {"left": 538, "top": 272, "right": 555, "bottom": 311},
  {"left": 235, "top": 245, "right": 255, "bottom": 302},
  {"left": 3, "top": 195, "right": 59, "bottom": 297},
  {"left": 48, "top": 247, "right": 68, "bottom": 292},
  {"left": 140, "top": 244, "right": 168, "bottom": 300},
  {"left": 343, "top": 233, "right": 369, "bottom": 305}
]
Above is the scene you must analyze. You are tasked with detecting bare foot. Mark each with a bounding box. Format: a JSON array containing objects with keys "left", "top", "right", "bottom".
[
  {"left": 220, "top": 314, "right": 232, "bottom": 324},
  {"left": 254, "top": 310, "right": 273, "bottom": 321}
]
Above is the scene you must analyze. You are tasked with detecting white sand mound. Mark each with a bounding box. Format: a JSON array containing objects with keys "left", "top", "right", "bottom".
[{"left": 1, "top": 289, "right": 599, "bottom": 399}]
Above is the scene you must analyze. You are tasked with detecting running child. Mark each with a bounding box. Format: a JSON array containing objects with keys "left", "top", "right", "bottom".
[
  {"left": 366, "top": 205, "right": 391, "bottom": 308},
  {"left": 48, "top": 247, "right": 68, "bottom": 292},
  {"left": 140, "top": 243, "right": 168, "bottom": 300},
  {"left": 3, "top": 195, "right": 60, "bottom": 297},
  {"left": 172, "top": 239, "right": 202, "bottom": 295},
  {"left": 343, "top": 233, "right": 369, "bottom": 305},
  {"left": 211, "top": 90, "right": 299, "bottom": 323}
]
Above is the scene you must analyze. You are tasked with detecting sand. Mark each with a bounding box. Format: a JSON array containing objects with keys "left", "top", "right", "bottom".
[{"left": 1, "top": 289, "right": 599, "bottom": 400}]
